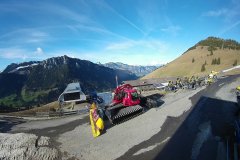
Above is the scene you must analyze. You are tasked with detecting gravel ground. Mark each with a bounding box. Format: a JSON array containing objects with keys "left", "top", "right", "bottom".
[
  {"left": 0, "top": 133, "right": 59, "bottom": 160},
  {"left": 215, "top": 77, "right": 240, "bottom": 102}
]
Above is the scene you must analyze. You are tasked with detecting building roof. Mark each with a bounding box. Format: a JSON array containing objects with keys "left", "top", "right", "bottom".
[
  {"left": 63, "top": 82, "right": 82, "bottom": 93},
  {"left": 58, "top": 82, "right": 86, "bottom": 102}
]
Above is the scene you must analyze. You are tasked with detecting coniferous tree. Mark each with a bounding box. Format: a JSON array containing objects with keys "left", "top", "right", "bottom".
[
  {"left": 217, "top": 58, "right": 220, "bottom": 65},
  {"left": 201, "top": 64, "right": 206, "bottom": 72},
  {"left": 211, "top": 59, "right": 216, "bottom": 65},
  {"left": 233, "top": 59, "right": 238, "bottom": 66},
  {"left": 210, "top": 50, "right": 213, "bottom": 55}
]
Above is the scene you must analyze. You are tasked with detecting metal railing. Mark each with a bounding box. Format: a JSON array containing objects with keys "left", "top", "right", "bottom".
[{"left": 36, "top": 108, "right": 89, "bottom": 117}]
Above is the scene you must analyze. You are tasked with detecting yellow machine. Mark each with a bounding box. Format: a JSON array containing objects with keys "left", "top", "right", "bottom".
[
  {"left": 237, "top": 86, "right": 240, "bottom": 91},
  {"left": 207, "top": 77, "right": 214, "bottom": 85},
  {"left": 205, "top": 71, "right": 219, "bottom": 85},
  {"left": 209, "top": 71, "right": 219, "bottom": 79},
  {"left": 175, "top": 78, "right": 183, "bottom": 88},
  {"left": 89, "top": 103, "right": 104, "bottom": 138}
]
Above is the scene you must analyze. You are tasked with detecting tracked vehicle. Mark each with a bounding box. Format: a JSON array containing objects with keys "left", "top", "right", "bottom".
[{"left": 105, "top": 84, "right": 157, "bottom": 124}]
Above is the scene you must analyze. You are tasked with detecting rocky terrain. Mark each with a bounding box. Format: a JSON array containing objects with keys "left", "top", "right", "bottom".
[{"left": 0, "top": 133, "right": 58, "bottom": 160}]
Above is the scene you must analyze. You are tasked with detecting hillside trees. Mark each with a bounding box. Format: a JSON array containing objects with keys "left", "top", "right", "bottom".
[
  {"left": 210, "top": 50, "right": 213, "bottom": 56},
  {"left": 217, "top": 58, "right": 221, "bottom": 65},
  {"left": 185, "top": 37, "right": 240, "bottom": 55},
  {"left": 211, "top": 58, "right": 221, "bottom": 65},
  {"left": 201, "top": 64, "right": 206, "bottom": 72},
  {"left": 198, "top": 37, "right": 240, "bottom": 50},
  {"left": 233, "top": 60, "right": 238, "bottom": 66},
  {"left": 212, "top": 59, "right": 216, "bottom": 65}
]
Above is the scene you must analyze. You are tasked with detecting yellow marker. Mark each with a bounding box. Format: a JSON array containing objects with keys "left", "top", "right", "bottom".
[
  {"left": 237, "top": 86, "right": 240, "bottom": 91},
  {"left": 89, "top": 103, "right": 104, "bottom": 138}
]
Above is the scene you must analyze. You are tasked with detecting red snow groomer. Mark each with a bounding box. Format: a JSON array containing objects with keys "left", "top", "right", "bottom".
[{"left": 105, "top": 84, "right": 152, "bottom": 124}]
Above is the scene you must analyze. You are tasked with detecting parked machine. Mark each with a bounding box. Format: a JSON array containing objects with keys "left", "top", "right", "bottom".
[
  {"left": 203, "top": 71, "right": 219, "bottom": 86},
  {"left": 209, "top": 71, "right": 219, "bottom": 80},
  {"left": 104, "top": 84, "right": 157, "bottom": 124},
  {"left": 236, "top": 86, "right": 240, "bottom": 107}
]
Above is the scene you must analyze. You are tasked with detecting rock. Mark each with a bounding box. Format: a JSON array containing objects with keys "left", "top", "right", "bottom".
[
  {"left": 38, "top": 136, "right": 50, "bottom": 146},
  {"left": 0, "top": 133, "right": 59, "bottom": 160}
]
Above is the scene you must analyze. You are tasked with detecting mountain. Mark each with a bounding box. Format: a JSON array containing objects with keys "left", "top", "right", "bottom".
[
  {"left": 143, "top": 37, "right": 240, "bottom": 79},
  {"left": 2, "top": 61, "right": 40, "bottom": 74},
  {"left": 104, "top": 62, "right": 159, "bottom": 77},
  {"left": 0, "top": 55, "right": 137, "bottom": 112}
]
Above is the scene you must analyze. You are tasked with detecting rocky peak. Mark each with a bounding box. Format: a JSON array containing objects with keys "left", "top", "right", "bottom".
[{"left": 41, "top": 55, "right": 72, "bottom": 69}]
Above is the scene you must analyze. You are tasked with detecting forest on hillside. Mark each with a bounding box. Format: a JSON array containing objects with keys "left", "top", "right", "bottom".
[{"left": 186, "top": 37, "right": 240, "bottom": 52}]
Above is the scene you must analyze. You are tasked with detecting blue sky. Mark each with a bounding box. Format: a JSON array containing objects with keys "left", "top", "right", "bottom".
[{"left": 0, "top": 0, "right": 240, "bottom": 71}]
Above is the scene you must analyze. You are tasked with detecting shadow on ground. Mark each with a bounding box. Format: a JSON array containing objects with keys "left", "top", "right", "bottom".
[
  {"left": 145, "top": 93, "right": 165, "bottom": 101},
  {"left": 0, "top": 117, "right": 26, "bottom": 133},
  {"left": 145, "top": 93, "right": 165, "bottom": 108},
  {"left": 116, "top": 96, "right": 239, "bottom": 160},
  {"left": 104, "top": 93, "right": 165, "bottom": 129}
]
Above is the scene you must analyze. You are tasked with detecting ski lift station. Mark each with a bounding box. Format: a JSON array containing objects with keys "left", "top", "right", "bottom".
[{"left": 58, "top": 82, "right": 87, "bottom": 103}]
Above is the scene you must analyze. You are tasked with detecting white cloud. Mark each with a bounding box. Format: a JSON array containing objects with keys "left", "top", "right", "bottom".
[
  {"left": 0, "top": 48, "right": 29, "bottom": 59},
  {"left": 105, "top": 39, "right": 168, "bottom": 54},
  {"left": 82, "top": 39, "right": 171, "bottom": 65},
  {"left": 67, "top": 24, "right": 130, "bottom": 41},
  {"left": 161, "top": 25, "right": 181, "bottom": 36},
  {"left": 34, "top": 47, "right": 44, "bottom": 55},
  {"left": 203, "top": 9, "right": 228, "bottom": 17},
  {"left": 201, "top": 0, "right": 240, "bottom": 36},
  {"left": 106, "top": 41, "right": 135, "bottom": 50},
  {"left": 202, "top": 1, "right": 240, "bottom": 21},
  {"left": 0, "top": 47, "right": 47, "bottom": 60},
  {"left": 0, "top": 29, "right": 50, "bottom": 45}
]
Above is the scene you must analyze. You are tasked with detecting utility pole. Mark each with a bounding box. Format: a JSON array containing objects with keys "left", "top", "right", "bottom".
[{"left": 115, "top": 75, "right": 118, "bottom": 87}]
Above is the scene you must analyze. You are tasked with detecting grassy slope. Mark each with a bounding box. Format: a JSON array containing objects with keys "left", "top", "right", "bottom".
[
  {"left": 21, "top": 88, "right": 50, "bottom": 102},
  {"left": 7, "top": 101, "right": 59, "bottom": 116},
  {"left": 0, "top": 94, "right": 21, "bottom": 107},
  {"left": 143, "top": 46, "right": 240, "bottom": 79}
]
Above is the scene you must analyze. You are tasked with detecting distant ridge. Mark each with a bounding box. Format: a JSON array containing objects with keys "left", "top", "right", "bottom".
[{"left": 104, "top": 62, "right": 159, "bottom": 77}]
